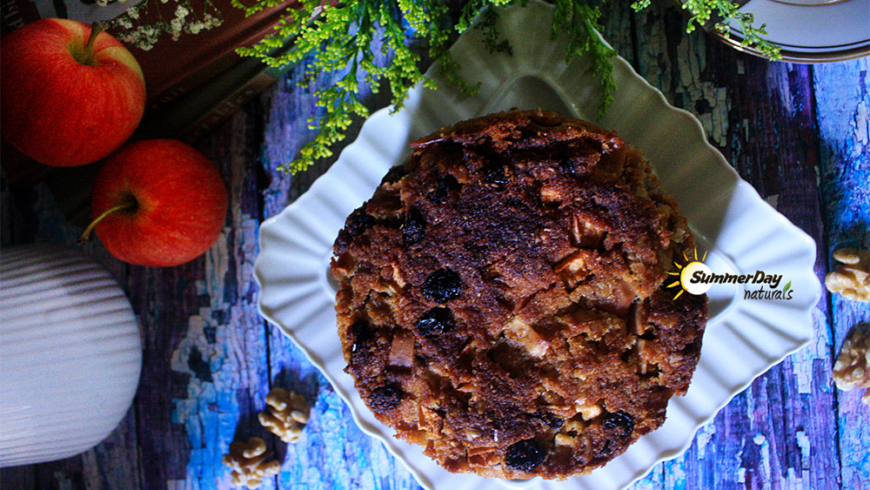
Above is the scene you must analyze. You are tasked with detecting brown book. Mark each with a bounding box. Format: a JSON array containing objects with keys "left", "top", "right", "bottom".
[
  {"left": 114, "top": 0, "right": 297, "bottom": 112},
  {"left": 0, "top": 0, "right": 296, "bottom": 186},
  {"left": 0, "top": 0, "right": 296, "bottom": 112},
  {"left": 178, "top": 65, "right": 284, "bottom": 142},
  {"left": 133, "top": 29, "right": 294, "bottom": 143}
]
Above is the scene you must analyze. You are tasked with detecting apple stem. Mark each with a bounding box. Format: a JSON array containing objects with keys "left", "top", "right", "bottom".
[
  {"left": 77, "top": 199, "right": 136, "bottom": 245},
  {"left": 75, "top": 22, "right": 104, "bottom": 65}
]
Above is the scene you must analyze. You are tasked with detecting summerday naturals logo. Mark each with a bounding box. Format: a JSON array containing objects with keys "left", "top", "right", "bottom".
[{"left": 666, "top": 249, "right": 794, "bottom": 301}]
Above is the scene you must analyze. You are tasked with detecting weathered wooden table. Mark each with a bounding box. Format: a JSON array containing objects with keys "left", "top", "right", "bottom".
[{"left": 2, "top": 1, "right": 868, "bottom": 488}]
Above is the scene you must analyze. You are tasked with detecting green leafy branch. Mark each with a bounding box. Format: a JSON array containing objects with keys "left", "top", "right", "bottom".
[
  {"left": 235, "top": 0, "right": 456, "bottom": 172},
  {"left": 234, "top": 0, "right": 779, "bottom": 174},
  {"left": 636, "top": 0, "right": 781, "bottom": 60},
  {"left": 553, "top": 0, "right": 615, "bottom": 118}
]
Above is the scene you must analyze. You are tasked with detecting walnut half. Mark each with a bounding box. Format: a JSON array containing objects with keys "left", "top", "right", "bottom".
[
  {"left": 259, "top": 388, "right": 310, "bottom": 443},
  {"left": 825, "top": 248, "right": 870, "bottom": 302},
  {"left": 222, "top": 437, "right": 281, "bottom": 488},
  {"left": 833, "top": 325, "right": 870, "bottom": 405}
]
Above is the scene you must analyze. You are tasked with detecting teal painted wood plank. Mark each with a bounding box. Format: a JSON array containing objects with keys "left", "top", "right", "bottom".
[
  {"left": 708, "top": 54, "right": 839, "bottom": 490},
  {"left": 180, "top": 111, "right": 275, "bottom": 490},
  {"left": 258, "top": 51, "right": 421, "bottom": 489},
  {"left": 125, "top": 108, "right": 274, "bottom": 490},
  {"left": 596, "top": 0, "right": 638, "bottom": 71},
  {"left": 628, "top": 1, "right": 841, "bottom": 488},
  {"left": 129, "top": 263, "right": 218, "bottom": 489},
  {"left": 260, "top": 334, "right": 422, "bottom": 490},
  {"left": 814, "top": 58, "right": 870, "bottom": 490}
]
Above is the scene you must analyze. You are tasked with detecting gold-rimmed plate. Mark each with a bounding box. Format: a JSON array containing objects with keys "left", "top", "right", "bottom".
[{"left": 702, "top": 0, "right": 870, "bottom": 62}]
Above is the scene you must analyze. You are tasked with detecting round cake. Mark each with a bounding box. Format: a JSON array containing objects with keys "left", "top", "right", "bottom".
[{"left": 330, "top": 109, "right": 707, "bottom": 480}]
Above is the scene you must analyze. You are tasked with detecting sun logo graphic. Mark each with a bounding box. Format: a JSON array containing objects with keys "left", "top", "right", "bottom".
[{"left": 666, "top": 248, "right": 710, "bottom": 300}]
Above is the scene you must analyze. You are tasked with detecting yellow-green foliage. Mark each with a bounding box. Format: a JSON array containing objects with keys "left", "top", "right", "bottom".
[
  {"left": 644, "top": 0, "right": 780, "bottom": 59},
  {"left": 234, "top": 0, "right": 778, "bottom": 174}
]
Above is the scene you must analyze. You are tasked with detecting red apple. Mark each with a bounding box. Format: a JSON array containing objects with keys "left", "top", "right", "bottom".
[
  {"left": 0, "top": 19, "right": 145, "bottom": 167},
  {"left": 80, "top": 139, "right": 228, "bottom": 267}
]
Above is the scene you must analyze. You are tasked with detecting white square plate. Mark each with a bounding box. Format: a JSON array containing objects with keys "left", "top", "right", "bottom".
[{"left": 255, "top": 2, "right": 820, "bottom": 489}]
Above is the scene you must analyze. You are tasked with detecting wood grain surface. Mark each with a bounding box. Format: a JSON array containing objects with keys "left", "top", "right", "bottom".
[{"left": 1, "top": 1, "right": 867, "bottom": 488}]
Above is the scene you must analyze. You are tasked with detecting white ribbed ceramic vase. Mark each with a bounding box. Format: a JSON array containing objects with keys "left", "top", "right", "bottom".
[{"left": 0, "top": 245, "right": 142, "bottom": 467}]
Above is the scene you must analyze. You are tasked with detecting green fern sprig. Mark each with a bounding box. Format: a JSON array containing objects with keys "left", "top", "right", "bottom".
[
  {"left": 635, "top": 0, "right": 781, "bottom": 60},
  {"left": 553, "top": 0, "right": 616, "bottom": 119},
  {"left": 235, "top": 0, "right": 779, "bottom": 173},
  {"left": 236, "top": 0, "right": 457, "bottom": 173}
]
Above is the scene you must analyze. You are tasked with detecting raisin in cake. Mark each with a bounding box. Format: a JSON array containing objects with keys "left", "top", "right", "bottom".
[{"left": 330, "top": 109, "right": 707, "bottom": 480}]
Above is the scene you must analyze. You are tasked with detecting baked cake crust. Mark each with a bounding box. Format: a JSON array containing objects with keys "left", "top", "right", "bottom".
[{"left": 331, "top": 109, "right": 707, "bottom": 480}]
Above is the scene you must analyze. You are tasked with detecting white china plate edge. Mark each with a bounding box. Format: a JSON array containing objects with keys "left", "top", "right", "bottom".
[{"left": 721, "top": 0, "right": 870, "bottom": 62}]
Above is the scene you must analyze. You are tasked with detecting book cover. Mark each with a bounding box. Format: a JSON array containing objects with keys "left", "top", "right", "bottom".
[
  {"left": 0, "top": 0, "right": 296, "bottom": 112},
  {"left": 121, "top": 0, "right": 297, "bottom": 111},
  {"left": 135, "top": 36, "right": 295, "bottom": 143}
]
